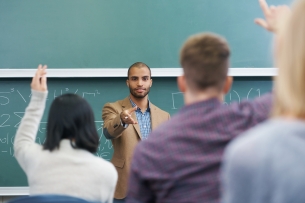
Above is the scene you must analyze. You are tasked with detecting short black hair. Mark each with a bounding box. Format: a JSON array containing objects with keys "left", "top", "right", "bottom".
[
  {"left": 127, "top": 62, "right": 151, "bottom": 79},
  {"left": 43, "top": 94, "right": 99, "bottom": 153}
]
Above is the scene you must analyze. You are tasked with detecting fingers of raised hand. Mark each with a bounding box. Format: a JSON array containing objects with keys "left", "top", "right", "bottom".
[
  {"left": 254, "top": 18, "right": 269, "bottom": 30},
  {"left": 39, "top": 65, "right": 47, "bottom": 91},
  {"left": 256, "top": 0, "right": 289, "bottom": 32},
  {"left": 259, "top": 0, "right": 271, "bottom": 16},
  {"left": 31, "top": 64, "right": 48, "bottom": 92},
  {"left": 41, "top": 74, "right": 48, "bottom": 91}
]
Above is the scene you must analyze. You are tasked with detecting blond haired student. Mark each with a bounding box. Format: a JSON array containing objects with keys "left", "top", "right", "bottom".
[
  {"left": 221, "top": 1, "right": 305, "bottom": 203},
  {"left": 14, "top": 65, "right": 117, "bottom": 203}
]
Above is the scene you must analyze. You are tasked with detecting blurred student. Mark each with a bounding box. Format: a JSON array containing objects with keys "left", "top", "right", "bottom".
[
  {"left": 221, "top": 1, "right": 305, "bottom": 203},
  {"left": 126, "top": 32, "right": 273, "bottom": 203},
  {"left": 14, "top": 65, "right": 118, "bottom": 203}
]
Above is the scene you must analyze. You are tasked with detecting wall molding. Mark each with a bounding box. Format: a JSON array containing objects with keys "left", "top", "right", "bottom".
[
  {"left": 0, "top": 187, "right": 29, "bottom": 196},
  {"left": 0, "top": 68, "right": 276, "bottom": 78}
]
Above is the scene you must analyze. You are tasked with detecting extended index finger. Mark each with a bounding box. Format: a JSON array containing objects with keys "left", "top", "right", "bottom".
[
  {"left": 41, "top": 65, "right": 48, "bottom": 90},
  {"left": 259, "top": 0, "right": 271, "bottom": 17},
  {"left": 128, "top": 106, "right": 138, "bottom": 113},
  {"left": 32, "top": 64, "right": 43, "bottom": 84}
]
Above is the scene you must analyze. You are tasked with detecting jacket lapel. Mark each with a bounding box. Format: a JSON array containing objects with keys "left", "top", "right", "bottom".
[
  {"left": 150, "top": 103, "right": 159, "bottom": 130},
  {"left": 121, "top": 97, "right": 141, "bottom": 139}
]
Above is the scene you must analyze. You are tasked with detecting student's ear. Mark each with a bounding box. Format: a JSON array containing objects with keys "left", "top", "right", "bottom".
[
  {"left": 150, "top": 79, "right": 153, "bottom": 87},
  {"left": 223, "top": 76, "right": 233, "bottom": 94},
  {"left": 177, "top": 75, "right": 186, "bottom": 93},
  {"left": 126, "top": 79, "right": 129, "bottom": 87}
]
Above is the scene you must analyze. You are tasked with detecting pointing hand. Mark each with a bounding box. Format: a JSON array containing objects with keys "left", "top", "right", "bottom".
[{"left": 120, "top": 106, "right": 138, "bottom": 124}]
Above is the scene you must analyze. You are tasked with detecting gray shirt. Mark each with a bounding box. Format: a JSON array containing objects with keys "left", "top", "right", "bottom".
[{"left": 221, "top": 118, "right": 305, "bottom": 203}]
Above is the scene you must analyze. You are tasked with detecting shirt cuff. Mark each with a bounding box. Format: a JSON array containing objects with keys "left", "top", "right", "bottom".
[{"left": 120, "top": 119, "right": 129, "bottom": 128}]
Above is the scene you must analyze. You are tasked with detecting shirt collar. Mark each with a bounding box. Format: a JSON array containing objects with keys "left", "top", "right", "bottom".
[{"left": 129, "top": 97, "right": 151, "bottom": 112}]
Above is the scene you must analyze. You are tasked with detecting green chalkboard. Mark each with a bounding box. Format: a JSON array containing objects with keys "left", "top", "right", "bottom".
[
  {"left": 0, "top": 77, "right": 272, "bottom": 186},
  {"left": 0, "top": 0, "right": 291, "bottom": 69}
]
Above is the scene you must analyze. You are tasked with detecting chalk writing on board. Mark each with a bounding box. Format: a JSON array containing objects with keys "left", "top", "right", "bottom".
[
  {"left": 13, "top": 112, "right": 25, "bottom": 128},
  {"left": 172, "top": 88, "right": 262, "bottom": 109},
  {"left": 0, "top": 134, "right": 9, "bottom": 144},
  {"left": 246, "top": 88, "right": 261, "bottom": 99},
  {"left": 0, "top": 92, "right": 10, "bottom": 105},
  {"left": 83, "top": 92, "right": 96, "bottom": 98},
  {"left": 17, "top": 90, "right": 27, "bottom": 103},
  {"left": 0, "top": 114, "right": 10, "bottom": 127},
  {"left": 0, "top": 87, "right": 113, "bottom": 160},
  {"left": 95, "top": 121, "right": 104, "bottom": 131},
  {"left": 171, "top": 92, "right": 184, "bottom": 109},
  {"left": 1, "top": 85, "right": 114, "bottom": 161},
  {"left": 38, "top": 122, "right": 47, "bottom": 133},
  {"left": 232, "top": 90, "right": 241, "bottom": 103}
]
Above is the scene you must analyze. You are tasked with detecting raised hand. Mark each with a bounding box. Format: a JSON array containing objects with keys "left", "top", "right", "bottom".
[
  {"left": 255, "top": 0, "right": 290, "bottom": 33},
  {"left": 31, "top": 64, "right": 47, "bottom": 92},
  {"left": 120, "top": 106, "right": 138, "bottom": 124}
]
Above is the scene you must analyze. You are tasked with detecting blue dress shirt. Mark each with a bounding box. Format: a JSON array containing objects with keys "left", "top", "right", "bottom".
[{"left": 129, "top": 98, "right": 151, "bottom": 140}]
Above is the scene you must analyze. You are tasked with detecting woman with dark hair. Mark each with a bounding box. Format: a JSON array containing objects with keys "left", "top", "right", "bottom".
[{"left": 14, "top": 65, "right": 117, "bottom": 203}]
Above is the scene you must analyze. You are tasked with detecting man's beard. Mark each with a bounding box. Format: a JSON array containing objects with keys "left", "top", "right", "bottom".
[{"left": 129, "top": 87, "right": 150, "bottom": 98}]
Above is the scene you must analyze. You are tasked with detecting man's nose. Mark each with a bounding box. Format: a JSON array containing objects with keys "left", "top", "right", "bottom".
[{"left": 137, "top": 79, "right": 143, "bottom": 86}]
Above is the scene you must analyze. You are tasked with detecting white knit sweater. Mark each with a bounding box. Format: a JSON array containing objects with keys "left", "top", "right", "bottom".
[{"left": 14, "top": 90, "right": 117, "bottom": 203}]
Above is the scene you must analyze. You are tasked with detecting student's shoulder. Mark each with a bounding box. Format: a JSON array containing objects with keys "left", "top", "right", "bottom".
[
  {"left": 90, "top": 158, "right": 118, "bottom": 184},
  {"left": 227, "top": 119, "right": 278, "bottom": 155},
  {"left": 18, "top": 144, "right": 46, "bottom": 161},
  {"left": 223, "top": 119, "right": 283, "bottom": 177},
  {"left": 92, "top": 156, "right": 117, "bottom": 174}
]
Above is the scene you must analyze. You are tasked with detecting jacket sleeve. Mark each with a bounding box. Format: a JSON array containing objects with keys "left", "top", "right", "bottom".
[{"left": 102, "top": 102, "right": 127, "bottom": 139}]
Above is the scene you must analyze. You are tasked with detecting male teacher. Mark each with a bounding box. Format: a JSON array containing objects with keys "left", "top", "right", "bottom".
[{"left": 102, "top": 62, "right": 170, "bottom": 203}]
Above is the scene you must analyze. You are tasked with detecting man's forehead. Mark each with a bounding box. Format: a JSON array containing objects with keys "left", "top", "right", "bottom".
[
  {"left": 129, "top": 74, "right": 150, "bottom": 78},
  {"left": 129, "top": 67, "right": 150, "bottom": 76}
]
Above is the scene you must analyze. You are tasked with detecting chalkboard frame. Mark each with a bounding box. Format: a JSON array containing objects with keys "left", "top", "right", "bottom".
[{"left": 0, "top": 68, "right": 276, "bottom": 77}]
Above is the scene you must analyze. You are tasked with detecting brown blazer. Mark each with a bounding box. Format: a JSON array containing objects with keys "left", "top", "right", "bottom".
[{"left": 102, "top": 97, "right": 170, "bottom": 199}]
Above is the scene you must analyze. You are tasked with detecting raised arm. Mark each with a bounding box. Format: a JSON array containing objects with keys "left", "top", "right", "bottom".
[
  {"left": 14, "top": 65, "right": 48, "bottom": 171},
  {"left": 255, "top": 0, "right": 291, "bottom": 33},
  {"left": 227, "top": 93, "right": 273, "bottom": 132}
]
